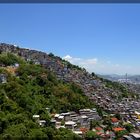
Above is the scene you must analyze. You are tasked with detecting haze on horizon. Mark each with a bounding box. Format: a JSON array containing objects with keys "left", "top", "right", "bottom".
[{"left": 0, "top": 4, "right": 140, "bottom": 75}]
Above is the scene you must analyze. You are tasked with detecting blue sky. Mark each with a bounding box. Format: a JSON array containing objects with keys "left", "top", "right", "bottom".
[{"left": 0, "top": 4, "right": 140, "bottom": 74}]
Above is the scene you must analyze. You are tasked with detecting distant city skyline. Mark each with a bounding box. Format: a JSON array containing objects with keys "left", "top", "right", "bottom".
[{"left": 0, "top": 4, "right": 140, "bottom": 74}]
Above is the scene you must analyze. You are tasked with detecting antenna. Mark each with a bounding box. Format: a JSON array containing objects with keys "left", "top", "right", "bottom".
[{"left": 125, "top": 73, "right": 127, "bottom": 84}]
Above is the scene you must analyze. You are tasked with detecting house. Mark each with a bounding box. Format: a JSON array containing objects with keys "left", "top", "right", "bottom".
[
  {"left": 92, "top": 108, "right": 97, "bottom": 112},
  {"left": 95, "top": 127, "right": 103, "bottom": 132},
  {"left": 50, "top": 119, "right": 56, "bottom": 127},
  {"left": 56, "top": 121, "right": 61, "bottom": 129},
  {"left": 61, "top": 112, "right": 71, "bottom": 121},
  {"left": 107, "top": 131, "right": 115, "bottom": 139},
  {"left": 73, "top": 130, "right": 83, "bottom": 137},
  {"left": 58, "top": 115, "right": 64, "bottom": 121},
  {"left": 26, "top": 58, "right": 31, "bottom": 62},
  {"left": 112, "top": 127, "right": 125, "bottom": 132},
  {"left": 129, "top": 133, "right": 140, "bottom": 140},
  {"left": 79, "top": 127, "right": 88, "bottom": 133},
  {"left": 88, "top": 117, "right": 96, "bottom": 122},
  {"left": 57, "top": 126, "right": 65, "bottom": 129},
  {"left": 38, "top": 120, "right": 46, "bottom": 127},
  {"left": 65, "top": 121, "right": 77, "bottom": 130},
  {"left": 135, "top": 111, "right": 140, "bottom": 119},
  {"left": 33, "top": 115, "right": 40, "bottom": 122},
  {"left": 14, "top": 63, "right": 19, "bottom": 67},
  {"left": 111, "top": 117, "right": 119, "bottom": 126},
  {"left": 123, "top": 135, "right": 134, "bottom": 140},
  {"left": 46, "top": 107, "right": 50, "bottom": 113},
  {"left": 0, "top": 74, "right": 7, "bottom": 83},
  {"left": 54, "top": 114, "right": 60, "bottom": 121},
  {"left": 80, "top": 115, "right": 88, "bottom": 127},
  {"left": 33, "top": 60, "right": 40, "bottom": 65},
  {"left": 79, "top": 109, "right": 91, "bottom": 114},
  {"left": 70, "top": 112, "right": 79, "bottom": 122},
  {"left": 33, "top": 115, "right": 40, "bottom": 118}
]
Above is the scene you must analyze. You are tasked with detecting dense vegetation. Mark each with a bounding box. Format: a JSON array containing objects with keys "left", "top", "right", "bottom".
[
  {"left": 0, "top": 52, "right": 24, "bottom": 66},
  {"left": 0, "top": 53, "right": 94, "bottom": 139}
]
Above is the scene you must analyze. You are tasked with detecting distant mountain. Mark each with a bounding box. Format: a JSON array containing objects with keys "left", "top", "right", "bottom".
[{"left": 98, "top": 74, "right": 140, "bottom": 84}]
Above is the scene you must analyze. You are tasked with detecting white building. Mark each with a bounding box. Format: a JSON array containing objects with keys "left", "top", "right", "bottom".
[{"left": 65, "top": 121, "right": 77, "bottom": 130}]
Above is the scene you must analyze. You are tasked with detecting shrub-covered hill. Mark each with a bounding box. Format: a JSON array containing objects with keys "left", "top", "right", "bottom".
[
  {"left": 1, "top": 43, "right": 139, "bottom": 115},
  {"left": 0, "top": 53, "right": 93, "bottom": 139}
]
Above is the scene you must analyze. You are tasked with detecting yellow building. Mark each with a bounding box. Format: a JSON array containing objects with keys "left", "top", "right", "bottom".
[{"left": 134, "top": 111, "right": 140, "bottom": 119}]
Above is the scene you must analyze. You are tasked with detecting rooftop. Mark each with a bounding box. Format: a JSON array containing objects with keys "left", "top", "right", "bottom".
[
  {"left": 65, "top": 121, "right": 76, "bottom": 125},
  {"left": 130, "top": 133, "right": 140, "bottom": 138},
  {"left": 112, "top": 127, "right": 125, "bottom": 132},
  {"left": 33, "top": 115, "right": 40, "bottom": 118},
  {"left": 111, "top": 117, "right": 119, "bottom": 123}
]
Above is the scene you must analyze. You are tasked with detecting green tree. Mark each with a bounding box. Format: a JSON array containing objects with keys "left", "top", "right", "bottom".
[
  {"left": 3, "top": 123, "right": 28, "bottom": 138},
  {"left": 115, "top": 130, "right": 128, "bottom": 139},
  {"left": 85, "top": 131, "right": 99, "bottom": 140},
  {"left": 90, "top": 120, "right": 100, "bottom": 130},
  {"left": 124, "top": 123, "right": 134, "bottom": 132}
]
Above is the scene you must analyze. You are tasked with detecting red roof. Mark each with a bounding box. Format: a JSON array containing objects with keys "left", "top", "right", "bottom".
[
  {"left": 113, "top": 127, "right": 125, "bottom": 132},
  {"left": 96, "top": 132, "right": 103, "bottom": 135},
  {"left": 95, "top": 127, "right": 103, "bottom": 131},
  {"left": 80, "top": 127, "right": 88, "bottom": 133},
  {"left": 111, "top": 117, "right": 119, "bottom": 123}
]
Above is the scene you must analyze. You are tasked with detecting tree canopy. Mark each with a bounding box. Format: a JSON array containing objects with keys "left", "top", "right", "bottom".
[{"left": 0, "top": 53, "right": 94, "bottom": 139}]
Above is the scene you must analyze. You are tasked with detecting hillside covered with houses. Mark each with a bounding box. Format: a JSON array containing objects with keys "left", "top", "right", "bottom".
[{"left": 0, "top": 43, "right": 140, "bottom": 139}]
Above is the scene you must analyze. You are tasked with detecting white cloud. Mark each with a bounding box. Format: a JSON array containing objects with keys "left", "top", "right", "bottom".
[
  {"left": 63, "top": 55, "right": 98, "bottom": 69},
  {"left": 86, "top": 58, "right": 98, "bottom": 65},
  {"left": 62, "top": 55, "right": 82, "bottom": 64},
  {"left": 62, "top": 55, "right": 140, "bottom": 75},
  {"left": 63, "top": 55, "right": 72, "bottom": 60}
]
